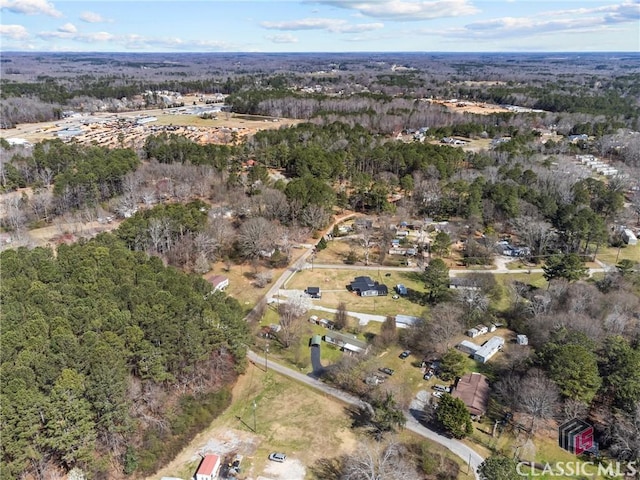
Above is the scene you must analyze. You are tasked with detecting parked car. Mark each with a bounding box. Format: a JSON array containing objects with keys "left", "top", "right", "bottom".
[
  {"left": 379, "top": 367, "right": 395, "bottom": 376},
  {"left": 434, "top": 384, "right": 451, "bottom": 393},
  {"left": 268, "top": 453, "right": 286, "bottom": 463},
  {"left": 399, "top": 350, "right": 411, "bottom": 359},
  {"left": 423, "top": 371, "right": 433, "bottom": 380},
  {"left": 432, "top": 391, "right": 443, "bottom": 398}
]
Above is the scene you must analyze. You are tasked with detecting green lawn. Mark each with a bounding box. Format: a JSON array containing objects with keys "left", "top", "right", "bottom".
[
  {"left": 596, "top": 244, "right": 640, "bottom": 264},
  {"left": 285, "top": 268, "right": 427, "bottom": 318}
]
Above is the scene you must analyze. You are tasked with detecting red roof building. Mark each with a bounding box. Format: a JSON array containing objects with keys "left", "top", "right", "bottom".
[
  {"left": 204, "top": 273, "right": 229, "bottom": 292},
  {"left": 195, "top": 454, "right": 221, "bottom": 480}
]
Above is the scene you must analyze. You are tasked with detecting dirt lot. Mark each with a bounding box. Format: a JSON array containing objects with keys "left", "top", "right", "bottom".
[
  {"left": 430, "top": 99, "right": 511, "bottom": 115},
  {"left": 0, "top": 105, "right": 301, "bottom": 149}
]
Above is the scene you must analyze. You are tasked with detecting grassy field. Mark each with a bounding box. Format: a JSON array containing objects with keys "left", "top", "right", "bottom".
[
  {"left": 285, "top": 268, "right": 427, "bottom": 318},
  {"left": 150, "top": 361, "right": 476, "bottom": 480},
  {"left": 596, "top": 244, "right": 640, "bottom": 264}
]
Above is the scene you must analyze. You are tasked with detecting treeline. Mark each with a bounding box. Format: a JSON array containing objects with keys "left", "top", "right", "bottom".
[
  {"left": 1, "top": 139, "right": 139, "bottom": 215},
  {"left": 0, "top": 234, "right": 249, "bottom": 479}
]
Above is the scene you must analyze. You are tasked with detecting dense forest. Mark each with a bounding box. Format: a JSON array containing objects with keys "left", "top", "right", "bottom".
[{"left": 0, "top": 234, "right": 249, "bottom": 478}]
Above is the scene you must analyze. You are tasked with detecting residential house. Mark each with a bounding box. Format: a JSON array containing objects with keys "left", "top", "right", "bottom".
[
  {"left": 195, "top": 454, "right": 221, "bottom": 480},
  {"left": 323, "top": 331, "right": 369, "bottom": 354},
  {"left": 349, "top": 276, "right": 388, "bottom": 297},
  {"left": 204, "top": 274, "right": 229, "bottom": 293},
  {"left": 473, "top": 336, "right": 505, "bottom": 363},
  {"left": 457, "top": 340, "right": 481, "bottom": 355},
  {"left": 453, "top": 372, "right": 490, "bottom": 417}
]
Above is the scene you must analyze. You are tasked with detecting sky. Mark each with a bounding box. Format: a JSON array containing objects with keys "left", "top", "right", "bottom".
[{"left": 0, "top": 0, "right": 639, "bottom": 52}]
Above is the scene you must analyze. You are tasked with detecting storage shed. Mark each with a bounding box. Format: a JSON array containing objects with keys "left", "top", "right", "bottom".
[{"left": 195, "top": 454, "right": 221, "bottom": 480}]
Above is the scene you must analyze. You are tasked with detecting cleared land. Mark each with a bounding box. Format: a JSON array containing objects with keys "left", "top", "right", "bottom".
[{"left": 149, "top": 360, "right": 474, "bottom": 480}]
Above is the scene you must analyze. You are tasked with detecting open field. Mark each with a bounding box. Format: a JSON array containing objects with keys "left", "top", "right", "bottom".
[
  {"left": 284, "top": 267, "right": 427, "bottom": 318},
  {"left": 149, "top": 360, "right": 475, "bottom": 480},
  {"left": 596, "top": 244, "right": 640, "bottom": 264}
]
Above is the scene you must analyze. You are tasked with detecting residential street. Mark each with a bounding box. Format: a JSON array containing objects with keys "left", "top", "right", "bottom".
[{"left": 246, "top": 350, "right": 484, "bottom": 479}]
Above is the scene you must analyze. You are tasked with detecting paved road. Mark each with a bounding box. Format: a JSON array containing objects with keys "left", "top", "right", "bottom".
[
  {"left": 306, "top": 260, "right": 605, "bottom": 277},
  {"left": 246, "top": 350, "right": 484, "bottom": 479}
]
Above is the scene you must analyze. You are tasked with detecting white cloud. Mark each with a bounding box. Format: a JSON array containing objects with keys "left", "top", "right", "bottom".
[
  {"left": 80, "top": 11, "right": 109, "bottom": 23},
  {"left": 58, "top": 22, "right": 76, "bottom": 33},
  {"left": 0, "top": 23, "right": 29, "bottom": 39},
  {"left": 0, "top": 0, "right": 62, "bottom": 17},
  {"left": 439, "top": 1, "right": 640, "bottom": 40},
  {"left": 261, "top": 17, "right": 383, "bottom": 33},
  {"left": 311, "top": 0, "right": 479, "bottom": 21},
  {"left": 35, "top": 27, "right": 235, "bottom": 51},
  {"left": 266, "top": 33, "right": 299, "bottom": 43}
]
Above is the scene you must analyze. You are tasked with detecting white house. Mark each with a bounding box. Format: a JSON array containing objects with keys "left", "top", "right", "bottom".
[
  {"left": 205, "top": 274, "right": 229, "bottom": 293},
  {"left": 195, "top": 454, "right": 221, "bottom": 480},
  {"left": 473, "top": 336, "right": 505, "bottom": 364}
]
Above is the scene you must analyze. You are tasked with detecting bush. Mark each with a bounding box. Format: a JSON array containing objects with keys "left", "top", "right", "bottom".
[{"left": 345, "top": 249, "right": 358, "bottom": 264}]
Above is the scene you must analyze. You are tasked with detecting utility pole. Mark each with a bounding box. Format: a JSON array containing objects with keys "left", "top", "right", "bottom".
[
  {"left": 252, "top": 400, "right": 257, "bottom": 433},
  {"left": 264, "top": 342, "right": 269, "bottom": 371}
]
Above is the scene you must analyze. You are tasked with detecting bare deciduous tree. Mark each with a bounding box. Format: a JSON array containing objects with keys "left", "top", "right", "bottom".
[
  {"left": 254, "top": 270, "right": 273, "bottom": 288},
  {"left": 334, "top": 302, "right": 349, "bottom": 331},
  {"left": 237, "top": 216, "right": 276, "bottom": 259},
  {"left": 277, "top": 292, "right": 311, "bottom": 348},
  {"left": 517, "top": 369, "right": 560, "bottom": 433},
  {"left": 511, "top": 216, "right": 556, "bottom": 259},
  {"left": 342, "top": 439, "right": 418, "bottom": 480}
]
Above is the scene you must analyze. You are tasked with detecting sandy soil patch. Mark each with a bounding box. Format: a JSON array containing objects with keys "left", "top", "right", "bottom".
[{"left": 262, "top": 458, "right": 306, "bottom": 480}]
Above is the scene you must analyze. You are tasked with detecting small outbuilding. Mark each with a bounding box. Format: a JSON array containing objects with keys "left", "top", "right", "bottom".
[
  {"left": 310, "top": 335, "right": 322, "bottom": 347},
  {"left": 305, "top": 286, "right": 322, "bottom": 298},
  {"left": 195, "top": 454, "right": 221, "bottom": 480},
  {"left": 395, "top": 284, "right": 408, "bottom": 296},
  {"left": 622, "top": 229, "right": 638, "bottom": 246},
  {"left": 516, "top": 334, "right": 529, "bottom": 345}
]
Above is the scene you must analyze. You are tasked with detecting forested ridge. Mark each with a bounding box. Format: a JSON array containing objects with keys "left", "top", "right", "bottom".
[{"left": 0, "top": 233, "right": 249, "bottom": 478}]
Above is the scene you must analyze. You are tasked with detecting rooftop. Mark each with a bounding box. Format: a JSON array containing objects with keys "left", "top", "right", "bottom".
[
  {"left": 196, "top": 454, "right": 220, "bottom": 475},
  {"left": 453, "top": 372, "right": 490, "bottom": 416}
]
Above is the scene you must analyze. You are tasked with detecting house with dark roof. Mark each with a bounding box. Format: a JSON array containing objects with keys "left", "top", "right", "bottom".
[
  {"left": 305, "top": 286, "right": 321, "bottom": 298},
  {"left": 349, "top": 276, "right": 388, "bottom": 297},
  {"left": 453, "top": 372, "right": 490, "bottom": 418}
]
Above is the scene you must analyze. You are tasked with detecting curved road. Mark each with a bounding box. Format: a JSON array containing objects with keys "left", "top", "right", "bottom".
[{"left": 246, "top": 350, "right": 484, "bottom": 479}]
